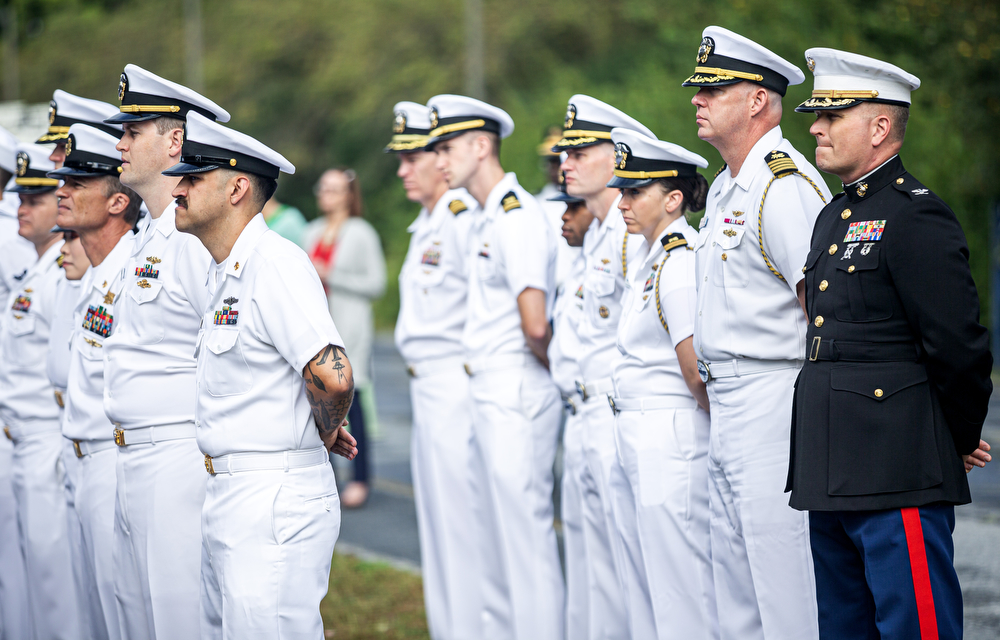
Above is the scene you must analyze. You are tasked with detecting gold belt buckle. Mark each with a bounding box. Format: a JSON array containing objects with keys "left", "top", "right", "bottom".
[
  {"left": 809, "top": 336, "right": 822, "bottom": 362},
  {"left": 3, "top": 426, "right": 11, "bottom": 441},
  {"left": 113, "top": 428, "right": 126, "bottom": 447},
  {"left": 73, "top": 440, "right": 84, "bottom": 458},
  {"left": 204, "top": 454, "right": 216, "bottom": 475},
  {"left": 463, "top": 363, "right": 473, "bottom": 376}
]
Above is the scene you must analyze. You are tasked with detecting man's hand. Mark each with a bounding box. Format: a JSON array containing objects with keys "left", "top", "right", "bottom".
[
  {"left": 303, "top": 345, "right": 356, "bottom": 457},
  {"left": 326, "top": 419, "right": 358, "bottom": 460},
  {"left": 963, "top": 439, "right": 992, "bottom": 473}
]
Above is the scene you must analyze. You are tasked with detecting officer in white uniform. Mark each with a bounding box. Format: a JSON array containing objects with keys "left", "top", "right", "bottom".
[
  {"left": 163, "top": 111, "right": 356, "bottom": 639},
  {"left": 54, "top": 124, "right": 142, "bottom": 640},
  {"left": 36, "top": 89, "right": 122, "bottom": 167},
  {"left": 535, "top": 129, "right": 578, "bottom": 288},
  {"left": 426, "top": 94, "right": 563, "bottom": 640},
  {"left": 682, "top": 26, "right": 831, "bottom": 640},
  {"left": 552, "top": 95, "right": 655, "bottom": 638},
  {"left": 101, "top": 64, "right": 229, "bottom": 640},
  {"left": 0, "top": 125, "right": 35, "bottom": 298},
  {"left": 0, "top": 144, "right": 82, "bottom": 640},
  {"left": 605, "top": 128, "right": 717, "bottom": 639},
  {"left": 387, "top": 101, "right": 483, "bottom": 640}
]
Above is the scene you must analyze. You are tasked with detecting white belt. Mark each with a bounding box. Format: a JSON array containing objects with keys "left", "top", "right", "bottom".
[
  {"left": 405, "top": 355, "right": 466, "bottom": 379},
  {"left": 3, "top": 422, "right": 62, "bottom": 442},
  {"left": 69, "top": 438, "right": 117, "bottom": 459},
  {"left": 609, "top": 395, "right": 698, "bottom": 413},
  {"left": 697, "top": 358, "right": 803, "bottom": 383},
  {"left": 575, "top": 377, "right": 614, "bottom": 402},
  {"left": 113, "top": 422, "right": 196, "bottom": 448},
  {"left": 204, "top": 446, "right": 328, "bottom": 476},
  {"left": 463, "top": 353, "right": 528, "bottom": 376}
]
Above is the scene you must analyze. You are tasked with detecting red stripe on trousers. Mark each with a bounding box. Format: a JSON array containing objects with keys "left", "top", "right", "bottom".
[{"left": 901, "top": 507, "right": 939, "bottom": 640}]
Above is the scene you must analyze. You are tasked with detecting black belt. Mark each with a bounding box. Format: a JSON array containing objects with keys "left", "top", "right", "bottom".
[{"left": 808, "top": 337, "right": 920, "bottom": 363}]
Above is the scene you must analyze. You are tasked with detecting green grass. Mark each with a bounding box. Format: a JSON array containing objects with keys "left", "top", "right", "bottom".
[{"left": 321, "top": 554, "right": 430, "bottom": 639}]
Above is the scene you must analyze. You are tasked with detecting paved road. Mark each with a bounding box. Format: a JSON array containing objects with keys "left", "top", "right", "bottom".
[{"left": 336, "top": 335, "right": 1000, "bottom": 637}]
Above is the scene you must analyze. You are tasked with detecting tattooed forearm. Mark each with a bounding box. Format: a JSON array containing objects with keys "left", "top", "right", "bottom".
[{"left": 303, "top": 345, "right": 355, "bottom": 436}]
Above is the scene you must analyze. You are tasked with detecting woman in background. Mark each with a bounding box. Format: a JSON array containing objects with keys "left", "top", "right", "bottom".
[{"left": 303, "top": 168, "right": 386, "bottom": 508}]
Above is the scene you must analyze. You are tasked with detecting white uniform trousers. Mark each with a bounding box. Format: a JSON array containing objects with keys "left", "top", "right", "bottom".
[
  {"left": 468, "top": 361, "right": 564, "bottom": 640},
  {"left": 70, "top": 445, "right": 122, "bottom": 640},
  {"left": 408, "top": 361, "right": 482, "bottom": 640},
  {"left": 200, "top": 460, "right": 340, "bottom": 639},
  {"left": 0, "top": 436, "right": 30, "bottom": 640},
  {"left": 114, "top": 435, "right": 206, "bottom": 640},
  {"left": 609, "top": 403, "right": 718, "bottom": 640},
  {"left": 559, "top": 406, "right": 588, "bottom": 640},
  {"left": 62, "top": 439, "right": 104, "bottom": 640},
  {"left": 9, "top": 426, "right": 83, "bottom": 640},
  {"left": 706, "top": 367, "right": 819, "bottom": 640}
]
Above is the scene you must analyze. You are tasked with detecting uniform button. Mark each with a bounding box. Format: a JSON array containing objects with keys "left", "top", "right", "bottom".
[
  {"left": 712, "top": 241, "right": 717, "bottom": 247},
  {"left": 196, "top": 420, "right": 201, "bottom": 427},
  {"left": 819, "top": 280, "right": 828, "bottom": 291},
  {"left": 642, "top": 295, "right": 648, "bottom": 301},
  {"left": 896, "top": 178, "right": 904, "bottom": 184},
  {"left": 814, "top": 315, "right": 824, "bottom": 327},
  {"left": 705, "top": 276, "right": 708, "bottom": 282},
  {"left": 828, "top": 244, "right": 837, "bottom": 255},
  {"left": 848, "top": 265, "right": 855, "bottom": 273},
  {"left": 721, "top": 253, "right": 728, "bottom": 261},
  {"left": 802, "top": 266, "right": 807, "bottom": 273},
  {"left": 841, "top": 208, "right": 851, "bottom": 220},
  {"left": 874, "top": 388, "right": 884, "bottom": 398}
]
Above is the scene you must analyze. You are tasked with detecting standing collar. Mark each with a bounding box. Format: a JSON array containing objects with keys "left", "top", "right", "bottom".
[
  {"left": 732, "top": 125, "right": 783, "bottom": 191},
  {"left": 154, "top": 200, "right": 178, "bottom": 238},
  {"left": 90, "top": 230, "right": 135, "bottom": 295},
  {"left": 843, "top": 154, "right": 902, "bottom": 203}
]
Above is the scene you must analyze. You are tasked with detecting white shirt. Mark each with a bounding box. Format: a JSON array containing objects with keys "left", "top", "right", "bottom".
[
  {"left": 103, "top": 202, "right": 213, "bottom": 429},
  {"left": 0, "top": 240, "right": 65, "bottom": 428},
  {"left": 194, "top": 214, "right": 344, "bottom": 458},
  {"left": 693, "top": 126, "right": 831, "bottom": 362},
  {"left": 46, "top": 277, "right": 81, "bottom": 405},
  {"left": 63, "top": 232, "right": 134, "bottom": 442},
  {"left": 394, "top": 188, "right": 476, "bottom": 363},
  {"left": 613, "top": 218, "right": 698, "bottom": 399},
  {"left": 576, "top": 197, "right": 643, "bottom": 384},
  {"left": 547, "top": 252, "right": 586, "bottom": 397},
  {"left": 462, "top": 172, "right": 557, "bottom": 359},
  {"left": 537, "top": 182, "right": 580, "bottom": 289}
]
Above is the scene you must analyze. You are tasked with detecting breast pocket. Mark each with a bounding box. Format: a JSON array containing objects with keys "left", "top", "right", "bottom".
[
  {"left": 833, "top": 245, "right": 891, "bottom": 322},
  {"left": 410, "top": 266, "right": 449, "bottom": 321},
  {"left": 203, "top": 328, "right": 253, "bottom": 397},
  {"left": 4, "top": 314, "right": 36, "bottom": 367},
  {"left": 128, "top": 279, "right": 166, "bottom": 344},
  {"left": 712, "top": 225, "right": 750, "bottom": 288}
]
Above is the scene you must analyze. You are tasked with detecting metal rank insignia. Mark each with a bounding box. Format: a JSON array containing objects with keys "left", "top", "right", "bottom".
[
  {"left": 11, "top": 294, "right": 30, "bottom": 313},
  {"left": 82, "top": 304, "right": 113, "bottom": 338},
  {"left": 420, "top": 248, "right": 441, "bottom": 267},
  {"left": 214, "top": 298, "right": 239, "bottom": 326},
  {"left": 135, "top": 262, "right": 160, "bottom": 279}
]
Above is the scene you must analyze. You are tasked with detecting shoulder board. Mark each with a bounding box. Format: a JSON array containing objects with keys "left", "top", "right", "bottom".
[
  {"left": 448, "top": 199, "right": 468, "bottom": 215},
  {"left": 660, "top": 232, "right": 688, "bottom": 253},
  {"left": 891, "top": 174, "right": 933, "bottom": 200},
  {"left": 765, "top": 150, "right": 798, "bottom": 178},
  {"left": 501, "top": 191, "right": 521, "bottom": 213},
  {"left": 713, "top": 163, "right": 727, "bottom": 179}
]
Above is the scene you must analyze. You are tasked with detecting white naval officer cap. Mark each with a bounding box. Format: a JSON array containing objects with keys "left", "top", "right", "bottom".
[
  {"left": 606, "top": 127, "right": 709, "bottom": 189},
  {"left": 423, "top": 94, "right": 515, "bottom": 149},
  {"left": 47, "top": 124, "right": 125, "bottom": 179},
  {"left": 105, "top": 64, "right": 230, "bottom": 125},
  {"left": 795, "top": 48, "right": 921, "bottom": 112},
  {"left": 551, "top": 94, "right": 655, "bottom": 152},
  {"left": 162, "top": 111, "right": 294, "bottom": 180},
  {"left": 384, "top": 101, "right": 433, "bottom": 153},
  {"left": 8, "top": 143, "right": 58, "bottom": 194},
  {"left": 0, "top": 124, "right": 18, "bottom": 174},
  {"left": 682, "top": 26, "right": 805, "bottom": 96},
  {"left": 37, "top": 90, "right": 122, "bottom": 144}
]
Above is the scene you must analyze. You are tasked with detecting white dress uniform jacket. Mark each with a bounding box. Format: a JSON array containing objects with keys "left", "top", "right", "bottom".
[
  {"left": 195, "top": 214, "right": 343, "bottom": 639},
  {"left": 395, "top": 188, "right": 483, "bottom": 640},
  {"left": 462, "top": 172, "right": 565, "bottom": 640},
  {"left": 693, "top": 125, "right": 830, "bottom": 640}
]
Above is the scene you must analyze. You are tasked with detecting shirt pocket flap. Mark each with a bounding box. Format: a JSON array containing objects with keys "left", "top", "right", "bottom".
[
  {"left": 8, "top": 315, "right": 35, "bottom": 336},
  {"left": 836, "top": 245, "right": 880, "bottom": 272},
  {"left": 206, "top": 328, "right": 240, "bottom": 355},
  {"left": 414, "top": 265, "right": 447, "bottom": 287},
  {"left": 830, "top": 363, "right": 928, "bottom": 401},
  {"left": 803, "top": 249, "right": 822, "bottom": 272},
  {"left": 587, "top": 269, "right": 616, "bottom": 297},
  {"left": 129, "top": 279, "right": 164, "bottom": 304},
  {"left": 717, "top": 225, "right": 747, "bottom": 250}
]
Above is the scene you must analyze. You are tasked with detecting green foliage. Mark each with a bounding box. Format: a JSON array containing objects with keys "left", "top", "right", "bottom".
[{"left": 7, "top": 0, "right": 997, "bottom": 327}]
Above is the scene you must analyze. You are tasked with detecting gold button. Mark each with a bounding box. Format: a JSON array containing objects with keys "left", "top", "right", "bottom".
[
  {"left": 896, "top": 178, "right": 904, "bottom": 184},
  {"left": 848, "top": 265, "right": 855, "bottom": 273},
  {"left": 814, "top": 315, "right": 824, "bottom": 327},
  {"left": 841, "top": 209, "right": 851, "bottom": 220},
  {"left": 721, "top": 253, "right": 728, "bottom": 261},
  {"left": 802, "top": 266, "right": 807, "bottom": 273},
  {"left": 874, "top": 388, "right": 884, "bottom": 398},
  {"left": 642, "top": 295, "right": 648, "bottom": 301},
  {"left": 828, "top": 244, "right": 837, "bottom": 255},
  {"left": 819, "top": 280, "right": 828, "bottom": 291}
]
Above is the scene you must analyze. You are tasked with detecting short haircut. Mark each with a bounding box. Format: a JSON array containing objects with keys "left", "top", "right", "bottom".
[
  {"left": 220, "top": 168, "right": 278, "bottom": 213},
  {"left": 94, "top": 175, "right": 143, "bottom": 226},
  {"left": 154, "top": 116, "right": 185, "bottom": 136},
  {"left": 881, "top": 103, "right": 909, "bottom": 144},
  {"left": 484, "top": 132, "right": 501, "bottom": 160}
]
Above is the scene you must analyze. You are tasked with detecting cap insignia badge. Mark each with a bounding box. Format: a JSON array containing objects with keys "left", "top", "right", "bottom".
[
  {"left": 856, "top": 182, "right": 868, "bottom": 197},
  {"left": 564, "top": 104, "right": 577, "bottom": 129},
  {"left": 224, "top": 296, "right": 238, "bottom": 305},
  {"left": 118, "top": 72, "right": 128, "bottom": 102},
  {"left": 614, "top": 142, "right": 629, "bottom": 170},
  {"left": 429, "top": 108, "right": 439, "bottom": 131},
  {"left": 15, "top": 152, "right": 27, "bottom": 177},
  {"left": 48, "top": 101, "right": 57, "bottom": 125},
  {"left": 697, "top": 36, "right": 715, "bottom": 64},
  {"left": 64, "top": 136, "right": 73, "bottom": 157},
  {"left": 393, "top": 111, "right": 407, "bottom": 134},
  {"left": 807, "top": 57, "right": 816, "bottom": 72}
]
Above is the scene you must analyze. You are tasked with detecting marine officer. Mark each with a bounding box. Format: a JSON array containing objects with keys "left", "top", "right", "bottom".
[
  {"left": 0, "top": 144, "right": 82, "bottom": 639},
  {"left": 36, "top": 90, "right": 121, "bottom": 167},
  {"left": 788, "top": 48, "right": 993, "bottom": 640},
  {"left": 387, "top": 100, "right": 482, "bottom": 640},
  {"left": 101, "top": 64, "right": 229, "bottom": 640},
  {"left": 605, "top": 128, "right": 716, "bottom": 639},
  {"left": 54, "top": 123, "right": 142, "bottom": 640},
  {"left": 553, "top": 94, "right": 655, "bottom": 639},
  {"left": 164, "top": 111, "right": 356, "bottom": 639},
  {"left": 683, "top": 26, "right": 831, "bottom": 640},
  {"left": 426, "top": 94, "right": 563, "bottom": 640}
]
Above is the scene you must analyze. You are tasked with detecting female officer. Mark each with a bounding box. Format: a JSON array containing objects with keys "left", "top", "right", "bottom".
[{"left": 605, "top": 128, "right": 717, "bottom": 639}]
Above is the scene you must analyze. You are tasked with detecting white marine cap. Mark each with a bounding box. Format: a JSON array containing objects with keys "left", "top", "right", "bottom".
[
  {"left": 424, "top": 94, "right": 515, "bottom": 149},
  {"left": 105, "top": 64, "right": 230, "bottom": 125},
  {"left": 552, "top": 95, "right": 655, "bottom": 152},
  {"left": 606, "top": 127, "right": 708, "bottom": 189},
  {"left": 682, "top": 25, "right": 805, "bottom": 96},
  {"left": 0, "top": 124, "right": 18, "bottom": 174},
  {"left": 8, "top": 143, "right": 58, "bottom": 193},
  {"left": 162, "top": 111, "right": 294, "bottom": 179},
  {"left": 384, "top": 101, "right": 433, "bottom": 153},
  {"left": 795, "top": 48, "right": 921, "bottom": 112},
  {"left": 48, "top": 124, "right": 124, "bottom": 179},
  {"left": 37, "top": 90, "right": 122, "bottom": 144}
]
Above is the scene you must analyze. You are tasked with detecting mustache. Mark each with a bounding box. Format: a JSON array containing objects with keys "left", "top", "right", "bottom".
[{"left": 175, "top": 196, "right": 188, "bottom": 209}]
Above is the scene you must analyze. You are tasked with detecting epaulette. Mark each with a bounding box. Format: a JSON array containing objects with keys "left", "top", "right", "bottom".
[
  {"left": 449, "top": 199, "right": 468, "bottom": 215},
  {"left": 891, "top": 174, "right": 932, "bottom": 200},
  {"left": 56, "top": 254, "right": 64, "bottom": 267},
  {"left": 713, "top": 163, "right": 727, "bottom": 179},
  {"left": 661, "top": 232, "right": 689, "bottom": 253},
  {"left": 501, "top": 191, "right": 521, "bottom": 213},
  {"left": 765, "top": 150, "right": 797, "bottom": 178}
]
